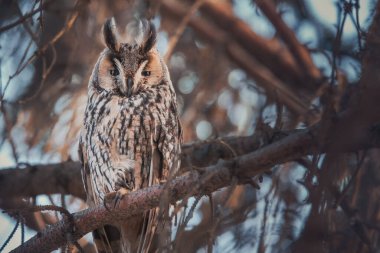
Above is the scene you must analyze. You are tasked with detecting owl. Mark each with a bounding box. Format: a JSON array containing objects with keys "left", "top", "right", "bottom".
[{"left": 78, "top": 18, "right": 182, "bottom": 253}]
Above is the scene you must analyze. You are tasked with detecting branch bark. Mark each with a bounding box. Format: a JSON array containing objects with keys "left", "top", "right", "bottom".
[
  {"left": 4, "top": 2, "right": 380, "bottom": 252},
  {"left": 10, "top": 118, "right": 380, "bottom": 252},
  {"left": 255, "top": 0, "right": 322, "bottom": 82},
  {"left": 160, "top": 0, "right": 315, "bottom": 115},
  {"left": 12, "top": 129, "right": 310, "bottom": 253},
  {"left": 0, "top": 134, "right": 266, "bottom": 200},
  {"left": 0, "top": 161, "right": 85, "bottom": 200},
  {"left": 0, "top": 0, "right": 52, "bottom": 33}
]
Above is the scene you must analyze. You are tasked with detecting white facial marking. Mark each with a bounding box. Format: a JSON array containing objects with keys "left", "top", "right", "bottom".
[
  {"left": 113, "top": 58, "right": 124, "bottom": 76},
  {"left": 133, "top": 60, "right": 149, "bottom": 93}
]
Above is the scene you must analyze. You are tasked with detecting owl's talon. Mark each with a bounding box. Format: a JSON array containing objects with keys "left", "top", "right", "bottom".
[
  {"left": 103, "top": 196, "right": 111, "bottom": 211},
  {"left": 114, "top": 192, "right": 122, "bottom": 208},
  {"left": 115, "top": 168, "right": 135, "bottom": 190},
  {"left": 104, "top": 191, "right": 117, "bottom": 211},
  {"left": 104, "top": 188, "right": 130, "bottom": 210}
]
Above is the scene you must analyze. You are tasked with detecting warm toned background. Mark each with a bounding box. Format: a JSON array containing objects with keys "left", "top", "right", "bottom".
[{"left": 1, "top": 0, "right": 380, "bottom": 252}]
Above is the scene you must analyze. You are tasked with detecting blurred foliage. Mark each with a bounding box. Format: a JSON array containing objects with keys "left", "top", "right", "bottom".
[{"left": 1, "top": 0, "right": 380, "bottom": 252}]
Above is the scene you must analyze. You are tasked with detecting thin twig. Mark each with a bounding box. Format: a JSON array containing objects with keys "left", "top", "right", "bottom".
[
  {"left": 207, "top": 177, "right": 238, "bottom": 253},
  {"left": 15, "top": 1, "right": 40, "bottom": 44},
  {"left": 20, "top": 216, "right": 25, "bottom": 245},
  {"left": 0, "top": 0, "right": 52, "bottom": 33},
  {"left": 0, "top": 104, "right": 19, "bottom": 162},
  {"left": 172, "top": 196, "right": 202, "bottom": 251},
  {"left": 4, "top": 204, "right": 84, "bottom": 252},
  {"left": 0, "top": 218, "right": 20, "bottom": 252},
  {"left": 164, "top": 0, "right": 206, "bottom": 62},
  {"left": 334, "top": 150, "right": 367, "bottom": 208},
  {"left": 3, "top": 9, "right": 79, "bottom": 104},
  {"left": 18, "top": 44, "right": 57, "bottom": 103},
  {"left": 217, "top": 139, "right": 238, "bottom": 158},
  {"left": 0, "top": 38, "right": 34, "bottom": 101},
  {"left": 349, "top": 0, "right": 363, "bottom": 51},
  {"left": 255, "top": 0, "right": 321, "bottom": 82},
  {"left": 330, "top": 1, "right": 348, "bottom": 86}
]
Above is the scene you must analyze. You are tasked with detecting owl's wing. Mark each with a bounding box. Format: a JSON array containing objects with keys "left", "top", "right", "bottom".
[
  {"left": 140, "top": 109, "right": 183, "bottom": 252},
  {"left": 137, "top": 148, "right": 164, "bottom": 253},
  {"left": 78, "top": 137, "right": 101, "bottom": 206},
  {"left": 78, "top": 138, "right": 121, "bottom": 253}
]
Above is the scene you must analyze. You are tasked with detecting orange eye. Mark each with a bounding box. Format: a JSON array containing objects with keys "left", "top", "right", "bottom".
[{"left": 142, "top": 70, "right": 151, "bottom": 77}]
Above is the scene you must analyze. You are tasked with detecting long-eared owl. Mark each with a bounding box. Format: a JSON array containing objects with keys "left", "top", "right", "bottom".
[{"left": 78, "top": 18, "right": 182, "bottom": 253}]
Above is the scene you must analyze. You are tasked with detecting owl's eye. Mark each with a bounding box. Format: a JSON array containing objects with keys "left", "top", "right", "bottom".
[
  {"left": 142, "top": 70, "right": 151, "bottom": 77},
  {"left": 110, "top": 68, "right": 119, "bottom": 76}
]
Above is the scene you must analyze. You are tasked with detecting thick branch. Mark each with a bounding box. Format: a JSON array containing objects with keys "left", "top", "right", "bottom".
[
  {"left": 11, "top": 129, "right": 310, "bottom": 253},
  {"left": 11, "top": 121, "right": 380, "bottom": 252},
  {"left": 196, "top": 1, "right": 306, "bottom": 88},
  {"left": 0, "top": 161, "right": 85, "bottom": 200},
  {"left": 1, "top": 110, "right": 380, "bottom": 203},
  {"left": 160, "top": 0, "right": 314, "bottom": 114},
  {"left": 255, "top": 0, "right": 321, "bottom": 82},
  {"left": 324, "top": 3, "right": 380, "bottom": 150},
  {"left": 0, "top": 134, "right": 265, "bottom": 200}
]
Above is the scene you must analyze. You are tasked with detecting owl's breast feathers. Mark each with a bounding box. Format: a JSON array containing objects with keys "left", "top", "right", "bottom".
[{"left": 79, "top": 79, "right": 181, "bottom": 203}]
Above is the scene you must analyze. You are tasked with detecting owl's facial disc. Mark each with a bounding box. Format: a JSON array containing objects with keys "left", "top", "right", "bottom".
[
  {"left": 111, "top": 45, "right": 148, "bottom": 97},
  {"left": 98, "top": 18, "right": 161, "bottom": 97}
]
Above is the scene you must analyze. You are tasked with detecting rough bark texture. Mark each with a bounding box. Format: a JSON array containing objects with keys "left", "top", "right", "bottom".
[
  {"left": 9, "top": 117, "right": 380, "bottom": 252},
  {"left": 2, "top": 1, "right": 380, "bottom": 252},
  {"left": 0, "top": 133, "right": 271, "bottom": 201},
  {"left": 0, "top": 161, "right": 85, "bottom": 199}
]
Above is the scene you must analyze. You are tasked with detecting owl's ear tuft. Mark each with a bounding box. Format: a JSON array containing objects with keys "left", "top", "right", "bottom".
[
  {"left": 103, "top": 17, "right": 120, "bottom": 52},
  {"left": 141, "top": 21, "right": 157, "bottom": 53}
]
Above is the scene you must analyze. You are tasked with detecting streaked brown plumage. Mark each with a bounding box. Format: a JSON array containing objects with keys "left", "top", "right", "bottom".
[{"left": 78, "top": 18, "right": 182, "bottom": 253}]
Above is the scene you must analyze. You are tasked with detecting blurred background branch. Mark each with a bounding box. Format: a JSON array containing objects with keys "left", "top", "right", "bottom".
[{"left": 1, "top": 0, "right": 380, "bottom": 252}]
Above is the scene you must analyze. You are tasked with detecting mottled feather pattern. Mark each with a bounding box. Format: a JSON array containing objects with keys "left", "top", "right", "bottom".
[
  {"left": 79, "top": 18, "right": 182, "bottom": 253},
  {"left": 81, "top": 79, "right": 180, "bottom": 202}
]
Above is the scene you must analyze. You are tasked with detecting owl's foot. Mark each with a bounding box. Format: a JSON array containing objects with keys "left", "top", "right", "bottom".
[
  {"left": 115, "top": 167, "right": 135, "bottom": 191},
  {"left": 104, "top": 188, "right": 130, "bottom": 210}
]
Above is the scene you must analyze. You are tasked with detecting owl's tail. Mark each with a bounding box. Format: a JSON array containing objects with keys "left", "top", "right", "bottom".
[
  {"left": 92, "top": 225, "right": 120, "bottom": 253},
  {"left": 119, "top": 211, "right": 154, "bottom": 253}
]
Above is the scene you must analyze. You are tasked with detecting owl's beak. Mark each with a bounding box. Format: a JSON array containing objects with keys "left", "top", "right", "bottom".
[
  {"left": 121, "top": 76, "right": 133, "bottom": 97},
  {"left": 127, "top": 77, "right": 133, "bottom": 96}
]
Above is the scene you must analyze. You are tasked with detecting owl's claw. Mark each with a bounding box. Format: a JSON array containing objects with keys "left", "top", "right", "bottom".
[
  {"left": 113, "top": 188, "right": 129, "bottom": 208},
  {"left": 115, "top": 168, "right": 135, "bottom": 190},
  {"left": 104, "top": 188, "right": 130, "bottom": 210},
  {"left": 103, "top": 196, "right": 112, "bottom": 211}
]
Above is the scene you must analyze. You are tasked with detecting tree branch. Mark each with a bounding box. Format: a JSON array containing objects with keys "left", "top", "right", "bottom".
[
  {"left": 0, "top": 161, "right": 85, "bottom": 200},
  {"left": 255, "top": 0, "right": 322, "bottom": 82},
  {"left": 11, "top": 129, "right": 309, "bottom": 253},
  {"left": 1, "top": 109, "right": 379, "bottom": 203},
  {"left": 0, "top": 134, "right": 267, "bottom": 200},
  {"left": 160, "top": 0, "right": 315, "bottom": 115},
  {"left": 0, "top": 0, "right": 52, "bottom": 33},
  {"left": 10, "top": 118, "right": 380, "bottom": 252}
]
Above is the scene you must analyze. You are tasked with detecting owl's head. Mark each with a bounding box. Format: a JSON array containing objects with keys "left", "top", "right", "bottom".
[{"left": 91, "top": 18, "right": 166, "bottom": 97}]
